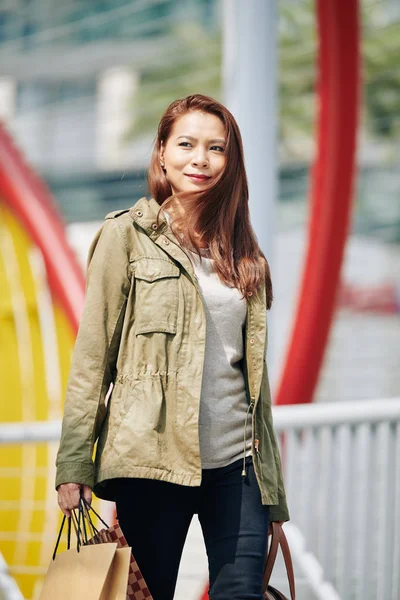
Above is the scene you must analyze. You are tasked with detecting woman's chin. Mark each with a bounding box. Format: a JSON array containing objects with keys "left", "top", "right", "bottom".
[
  {"left": 170, "top": 179, "right": 212, "bottom": 195},
  {"left": 182, "top": 180, "right": 212, "bottom": 192}
]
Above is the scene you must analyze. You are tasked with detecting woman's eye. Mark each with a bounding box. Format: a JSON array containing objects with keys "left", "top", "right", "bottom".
[{"left": 178, "top": 142, "right": 224, "bottom": 152}]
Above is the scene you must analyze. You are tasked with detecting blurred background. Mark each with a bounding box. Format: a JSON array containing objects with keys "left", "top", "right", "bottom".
[{"left": 0, "top": 0, "right": 399, "bottom": 599}]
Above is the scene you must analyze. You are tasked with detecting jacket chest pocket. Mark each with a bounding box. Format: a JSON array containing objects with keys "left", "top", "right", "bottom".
[{"left": 132, "top": 258, "right": 180, "bottom": 335}]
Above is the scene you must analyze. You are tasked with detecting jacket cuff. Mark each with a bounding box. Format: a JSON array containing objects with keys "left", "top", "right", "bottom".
[
  {"left": 269, "top": 503, "right": 290, "bottom": 522},
  {"left": 55, "top": 461, "right": 95, "bottom": 491}
]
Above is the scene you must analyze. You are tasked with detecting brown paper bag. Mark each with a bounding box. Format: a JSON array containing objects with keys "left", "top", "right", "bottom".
[
  {"left": 100, "top": 547, "right": 132, "bottom": 600},
  {"left": 39, "top": 542, "right": 118, "bottom": 600},
  {"left": 40, "top": 509, "right": 131, "bottom": 600}
]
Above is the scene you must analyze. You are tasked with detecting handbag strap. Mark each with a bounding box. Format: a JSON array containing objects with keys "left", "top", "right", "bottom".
[
  {"left": 278, "top": 526, "right": 295, "bottom": 600},
  {"left": 263, "top": 522, "right": 295, "bottom": 600},
  {"left": 263, "top": 523, "right": 280, "bottom": 589}
]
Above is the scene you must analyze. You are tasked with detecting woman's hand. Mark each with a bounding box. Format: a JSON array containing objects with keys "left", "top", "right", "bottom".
[{"left": 57, "top": 482, "right": 92, "bottom": 518}]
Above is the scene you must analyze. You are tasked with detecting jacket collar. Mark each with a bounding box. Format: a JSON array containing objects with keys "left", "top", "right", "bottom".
[
  {"left": 130, "top": 196, "right": 198, "bottom": 282},
  {"left": 129, "top": 196, "right": 169, "bottom": 239}
]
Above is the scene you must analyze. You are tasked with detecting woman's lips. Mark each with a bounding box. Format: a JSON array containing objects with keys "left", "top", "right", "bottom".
[{"left": 185, "top": 174, "right": 211, "bottom": 181}]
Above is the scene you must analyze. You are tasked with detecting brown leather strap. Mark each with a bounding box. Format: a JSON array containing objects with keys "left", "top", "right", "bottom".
[
  {"left": 262, "top": 522, "right": 296, "bottom": 600},
  {"left": 263, "top": 523, "right": 280, "bottom": 589},
  {"left": 277, "top": 526, "right": 296, "bottom": 600}
]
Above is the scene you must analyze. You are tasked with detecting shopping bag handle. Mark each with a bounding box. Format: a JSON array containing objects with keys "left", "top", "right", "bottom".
[
  {"left": 79, "top": 498, "right": 101, "bottom": 542},
  {"left": 52, "top": 491, "right": 111, "bottom": 559},
  {"left": 80, "top": 494, "right": 110, "bottom": 529},
  {"left": 52, "top": 501, "right": 93, "bottom": 559},
  {"left": 76, "top": 494, "right": 112, "bottom": 545},
  {"left": 79, "top": 497, "right": 89, "bottom": 545},
  {"left": 52, "top": 514, "right": 72, "bottom": 560},
  {"left": 71, "top": 507, "right": 85, "bottom": 551}
]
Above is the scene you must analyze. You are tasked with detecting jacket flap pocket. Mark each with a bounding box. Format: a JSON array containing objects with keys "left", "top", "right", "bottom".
[{"left": 133, "top": 258, "right": 180, "bottom": 282}]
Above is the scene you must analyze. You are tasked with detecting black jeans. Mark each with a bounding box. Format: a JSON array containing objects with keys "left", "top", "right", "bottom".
[{"left": 114, "top": 455, "right": 269, "bottom": 600}]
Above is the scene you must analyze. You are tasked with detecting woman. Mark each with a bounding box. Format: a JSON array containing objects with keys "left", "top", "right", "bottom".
[{"left": 56, "top": 94, "right": 289, "bottom": 599}]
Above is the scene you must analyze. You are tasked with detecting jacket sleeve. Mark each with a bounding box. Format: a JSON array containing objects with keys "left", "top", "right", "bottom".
[
  {"left": 55, "top": 218, "right": 131, "bottom": 490},
  {"left": 262, "top": 356, "right": 290, "bottom": 523},
  {"left": 268, "top": 438, "right": 290, "bottom": 522}
]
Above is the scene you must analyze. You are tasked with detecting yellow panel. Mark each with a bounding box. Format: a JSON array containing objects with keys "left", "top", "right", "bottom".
[
  {"left": 53, "top": 302, "right": 75, "bottom": 402},
  {"left": 0, "top": 203, "right": 105, "bottom": 600},
  {"left": 3, "top": 208, "right": 47, "bottom": 423},
  {"left": 0, "top": 206, "right": 23, "bottom": 423},
  {"left": 0, "top": 205, "right": 71, "bottom": 599}
]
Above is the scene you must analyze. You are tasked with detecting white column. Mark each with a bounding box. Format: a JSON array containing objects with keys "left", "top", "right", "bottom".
[
  {"left": 0, "top": 77, "right": 16, "bottom": 122},
  {"left": 96, "top": 67, "right": 138, "bottom": 170},
  {"left": 222, "top": 0, "right": 279, "bottom": 351}
]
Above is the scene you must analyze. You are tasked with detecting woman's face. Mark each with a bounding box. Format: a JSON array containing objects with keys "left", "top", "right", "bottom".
[{"left": 160, "top": 110, "right": 227, "bottom": 195}]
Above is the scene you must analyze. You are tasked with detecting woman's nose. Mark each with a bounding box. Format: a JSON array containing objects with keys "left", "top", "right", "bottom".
[{"left": 192, "top": 155, "right": 209, "bottom": 167}]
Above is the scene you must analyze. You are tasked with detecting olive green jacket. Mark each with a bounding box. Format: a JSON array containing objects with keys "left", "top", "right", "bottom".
[{"left": 55, "top": 196, "right": 289, "bottom": 522}]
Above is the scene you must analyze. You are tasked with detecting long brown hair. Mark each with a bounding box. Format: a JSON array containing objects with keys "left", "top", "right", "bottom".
[{"left": 147, "top": 93, "right": 273, "bottom": 309}]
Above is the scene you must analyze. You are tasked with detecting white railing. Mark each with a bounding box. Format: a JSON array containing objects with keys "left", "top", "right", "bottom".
[
  {"left": 0, "top": 421, "right": 61, "bottom": 444},
  {"left": 1, "top": 398, "right": 399, "bottom": 600},
  {"left": 273, "top": 398, "right": 400, "bottom": 600},
  {"left": 0, "top": 554, "right": 23, "bottom": 600}
]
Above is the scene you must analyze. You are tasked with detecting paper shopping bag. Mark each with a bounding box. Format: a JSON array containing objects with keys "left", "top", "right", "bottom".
[
  {"left": 82, "top": 498, "right": 153, "bottom": 600},
  {"left": 39, "top": 541, "right": 119, "bottom": 600},
  {"left": 100, "top": 546, "right": 132, "bottom": 600},
  {"left": 40, "top": 509, "right": 131, "bottom": 600}
]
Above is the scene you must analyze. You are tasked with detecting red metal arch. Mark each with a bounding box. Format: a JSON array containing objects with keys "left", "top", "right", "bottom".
[
  {"left": 275, "top": 0, "right": 361, "bottom": 406},
  {"left": 0, "top": 124, "right": 85, "bottom": 333}
]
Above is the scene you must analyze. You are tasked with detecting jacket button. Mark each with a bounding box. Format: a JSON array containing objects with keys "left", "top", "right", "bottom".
[
  {"left": 163, "top": 238, "right": 170, "bottom": 245},
  {"left": 249, "top": 338, "right": 255, "bottom": 344},
  {"left": 151, "top": 223, "right": 158, "bottom": 230},
  {"left": 136, "top": 210, "right": 143, "bottom": 217}
]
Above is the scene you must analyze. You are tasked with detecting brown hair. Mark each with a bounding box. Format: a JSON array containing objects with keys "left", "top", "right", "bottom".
[{"left": 147, "top": 93, "right": 273, "bottom": 309}]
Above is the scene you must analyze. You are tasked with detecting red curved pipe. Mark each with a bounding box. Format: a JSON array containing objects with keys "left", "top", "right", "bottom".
[
  {"left": 0, "top": 124, "right": 85, "bottom": 333},
  {"left": 275, "top": 0, "right": 360, "bottom": 406}
]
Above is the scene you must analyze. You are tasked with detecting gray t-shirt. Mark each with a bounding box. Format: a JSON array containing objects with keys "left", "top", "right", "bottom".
[{"left": 186, "top": 249, "right": 253, "bottom": 468}]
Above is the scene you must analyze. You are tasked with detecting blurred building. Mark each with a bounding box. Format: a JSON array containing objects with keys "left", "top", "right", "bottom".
[{"left": 0, "top": 0, "right": 218, "bottom": 221}]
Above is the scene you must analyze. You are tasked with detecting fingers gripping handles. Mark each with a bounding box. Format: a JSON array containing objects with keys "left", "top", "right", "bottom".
[{"left": 52, "top": 494, "right": 110, "bottom": 559}]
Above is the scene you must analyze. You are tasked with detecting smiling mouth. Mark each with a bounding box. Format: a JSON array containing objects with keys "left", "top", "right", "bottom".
[{"left": 185, "top": 174, "right": 211, "bottom": 181}]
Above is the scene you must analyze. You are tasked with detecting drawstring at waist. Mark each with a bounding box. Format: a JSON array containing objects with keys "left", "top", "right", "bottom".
[{"left": 241, "top": 400, "right": 255, "bottom": 478}]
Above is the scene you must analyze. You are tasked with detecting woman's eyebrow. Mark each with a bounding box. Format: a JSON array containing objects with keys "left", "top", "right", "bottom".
[{"left": 177, "top": 135, "right": 226, "bottom": 143}]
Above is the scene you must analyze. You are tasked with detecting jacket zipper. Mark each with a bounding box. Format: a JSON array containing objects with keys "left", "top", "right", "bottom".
[
  {"left": 183, "top": 250, "right": 207, "bottom": 477},
  {"left": 241, "top": 399, "right": 255, "bottom": 477}
]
